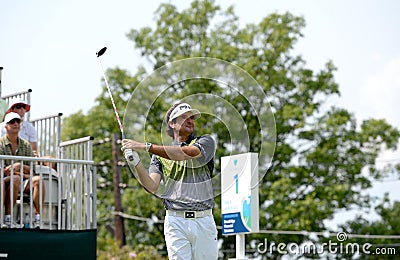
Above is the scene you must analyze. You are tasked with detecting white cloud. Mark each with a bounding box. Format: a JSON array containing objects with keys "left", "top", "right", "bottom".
[{"left": 361, "top": 57, "right": 400, "bottom": 128}]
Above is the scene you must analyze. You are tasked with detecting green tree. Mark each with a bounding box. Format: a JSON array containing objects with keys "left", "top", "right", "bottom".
[
  {"left": 62, "top": 0, "right": 399, "bottom": 258},
  {"left": 62, "top": 67, "right": 167, "bottom": 256},
  {"left": 336, "top": 194, "right": 400, "bottom": 259}
]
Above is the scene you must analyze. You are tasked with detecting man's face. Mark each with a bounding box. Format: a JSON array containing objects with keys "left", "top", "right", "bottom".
[
  {"left": 10, "top": 103, "right": 26, "bottom": 118},
  {"left": 173, "top": 112, "right": 196, "bottom": 136},
  {"left": 5, "top": 118, "right": 21, "bottom": 134}
]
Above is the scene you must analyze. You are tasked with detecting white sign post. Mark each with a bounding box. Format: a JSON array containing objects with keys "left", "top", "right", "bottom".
[{"left": 221, "top": 153, "right": 259, "bottom": 260}]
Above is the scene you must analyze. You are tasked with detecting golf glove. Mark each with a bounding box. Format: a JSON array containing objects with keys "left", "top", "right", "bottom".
[{"left": 124, "top": 149, "right": 140, "bottom": 167}]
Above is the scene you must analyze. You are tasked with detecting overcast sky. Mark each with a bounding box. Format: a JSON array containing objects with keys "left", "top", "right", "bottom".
[{"left": 1, "top": 0, "right": 399, "bottom": 228}]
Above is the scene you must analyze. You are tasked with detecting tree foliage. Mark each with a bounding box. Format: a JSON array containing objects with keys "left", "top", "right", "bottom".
[
  {"left": 337, "top": 194, "right": 400, "bottom": 259},
  {"left": 62, "top": 0, "right": 399, "bottom": 258}
]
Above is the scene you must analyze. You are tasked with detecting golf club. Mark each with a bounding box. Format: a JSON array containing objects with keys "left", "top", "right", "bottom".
[{"left": 96, "top": 47, "right": 134, "bottom": 161}]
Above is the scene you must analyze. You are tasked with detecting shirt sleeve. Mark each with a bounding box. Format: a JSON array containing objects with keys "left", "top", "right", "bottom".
[
  {"left": 26, "top": 122, "right": 38, "bottom": 142},
  {"left": 192, "top": 135, "right": 216, "bottom": 163},
  {"left": 149, "top": 154, "right": 163, "bottom": 176},
  {"left": 0, "top": 123, "right": 6, "bottom": 137}
]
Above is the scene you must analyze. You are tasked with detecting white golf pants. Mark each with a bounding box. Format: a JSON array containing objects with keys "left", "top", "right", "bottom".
[{"left": 164, "top": 214, "right": 218, "bottom": 260}]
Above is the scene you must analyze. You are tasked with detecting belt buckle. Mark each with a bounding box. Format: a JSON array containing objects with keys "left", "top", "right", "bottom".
[{"left": 184, "top": 211, "right": 195, "bottom": 219}]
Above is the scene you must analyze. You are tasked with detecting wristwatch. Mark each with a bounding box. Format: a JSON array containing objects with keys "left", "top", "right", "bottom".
[{"left": 145, "top": 142, "right": 152, "bottom": 152}]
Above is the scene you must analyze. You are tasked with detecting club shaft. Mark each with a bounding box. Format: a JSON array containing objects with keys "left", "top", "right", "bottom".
[
  {"left": 96, "top": 50, "right": 134, "bottom": 162},
  {"left": 98, "top": 59, "right": 125, "bottom": 138}
]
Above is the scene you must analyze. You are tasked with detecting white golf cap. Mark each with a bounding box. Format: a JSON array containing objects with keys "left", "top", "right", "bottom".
[
  {"left": 7, "top": 98, "right": 31, "bottom": 112},
  {"left": 4, "top": 112, "right": 21, "bottom": 124},
  {"left": 168, "top": 103, "right": 201, "bottom": 122}
]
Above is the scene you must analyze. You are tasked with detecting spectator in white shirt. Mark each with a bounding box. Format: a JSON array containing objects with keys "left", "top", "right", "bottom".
[{"left": 0, "top": 98, "right": 38, "bottom": 157}]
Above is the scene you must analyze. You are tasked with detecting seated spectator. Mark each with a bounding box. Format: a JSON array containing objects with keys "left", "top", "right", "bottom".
[
  {"left": 0, "top": 112, "right": 45, "bottom": 228},
  {"left": 0, "top": 98, "right": 38, "bottom": 157},
  {"left": 1, "top": 98, "right": 57, "bottom": 171}
]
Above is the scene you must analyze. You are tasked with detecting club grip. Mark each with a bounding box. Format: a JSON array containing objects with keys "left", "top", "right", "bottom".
[{"left": 120, "top": 133, "right": 133, "bottom": 161}]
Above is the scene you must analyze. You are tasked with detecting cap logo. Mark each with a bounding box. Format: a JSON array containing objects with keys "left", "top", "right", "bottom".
[
  {"left": 177, "top": 104, "right": 191, "bottom": 110},
  {"left": 168, "top": 103, "right": 201, "bottom": 122},
  {"left": 170, "top": 104, "right": 191, "bottom": 119}
]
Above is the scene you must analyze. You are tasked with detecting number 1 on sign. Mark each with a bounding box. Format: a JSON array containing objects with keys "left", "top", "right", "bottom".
[{"left": 234, "top": 174, "right": 238, "bottom": 194}]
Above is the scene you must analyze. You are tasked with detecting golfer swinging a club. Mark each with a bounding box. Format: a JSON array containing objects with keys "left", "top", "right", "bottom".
[{"left": 122, "top": 102, "right": 218, "bottom": 260}]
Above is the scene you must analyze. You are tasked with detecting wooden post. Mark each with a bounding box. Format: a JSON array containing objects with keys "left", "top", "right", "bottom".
[{"left": 112, "top": 133, "right": 125, "bottom": 246}]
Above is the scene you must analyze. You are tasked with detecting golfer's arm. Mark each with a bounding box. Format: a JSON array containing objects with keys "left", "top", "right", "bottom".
[
  {"left": 148, "top": 144, "right": 201, "bottom": 161},
  {"left": 134, "top": 162, "right": 161, "bottom": 194}
]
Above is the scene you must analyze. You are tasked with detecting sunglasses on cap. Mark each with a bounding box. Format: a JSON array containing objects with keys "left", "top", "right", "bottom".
[
  {"left": 7, "top": 118, "right": 22, "bottom": 125},
  {"left": 12, "top": 104, "right": 26, "bottom": 110}
]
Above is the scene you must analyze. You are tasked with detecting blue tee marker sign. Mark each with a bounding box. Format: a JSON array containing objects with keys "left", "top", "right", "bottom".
[{"left": 221, "top": 153, "right": 259, "bottom": 235}]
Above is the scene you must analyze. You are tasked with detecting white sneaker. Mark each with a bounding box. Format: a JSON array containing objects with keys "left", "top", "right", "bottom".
[
  {"left": 34, "top": 219, "right": 41, "bottom": 229},
  {"left": 1, "top": 220, "right": 11, "bottom": 228},
  {"left": 12, "top": 222, "right": 23, "bottom": 228},
  {"left": 2, "top": 220, "right": 23, "bottom": 228}
]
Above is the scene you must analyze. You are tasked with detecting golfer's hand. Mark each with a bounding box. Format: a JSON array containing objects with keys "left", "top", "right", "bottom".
[
  {"left": 121, "top": 139, "right": 146, "bottom": 151},
  {"left": 122, "top": 148, "right": 140, "bottom": 166}
]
